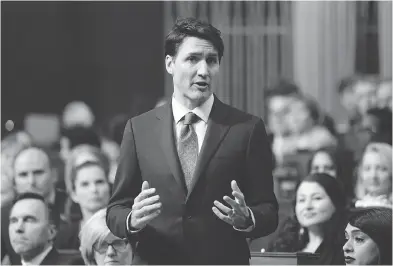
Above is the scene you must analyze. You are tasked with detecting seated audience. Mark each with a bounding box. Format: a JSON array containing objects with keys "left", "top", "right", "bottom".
[
  {"left": 308, "top": 148, "right": 340, "bottom": 178},
  {"left": 266, "top": 80, "right": 301, "bottom": 164},
  {"left": 55, "top": 145, "right": 111, "bottom": 250},
  {"left": 376, "top": 78, "right": 392, "bottom": 110},
  {"left": 1, "top": 146, "right": 67, "bottom": 265},
  {"left": 361, "top": 107, "right": 392, "bottom": 145},
  {"left": 8, "top": 192, "right": 75, "bottom": 265},
  {"left": 79, "top": 208, "right": 133, "bottom": 265},
  {"left": 1, "top": 131, "right": 32, "bottom": 207},
  {"left": 280, "top": 95, "right": 337, "bottom": 156},
  {"left": 354, "top": 142, "right": 392, "bottom": 208},
  {"left": 343, "top": 207, "right": 392, "bottom": 265},
  {"left": 269, "top": 173, "right": 346, "bottom": 265},
  {"left": 337, "top": 76, "right": 361, "bottom": 132},
  {"left": 101, "top": 138, "right": 120, "bottom": 184},
  {"left": 62, "top": 101, "right": 95, "bottom": 130},
  {"left": 307, "top": 148, "right": 355, "bottom": 203}
]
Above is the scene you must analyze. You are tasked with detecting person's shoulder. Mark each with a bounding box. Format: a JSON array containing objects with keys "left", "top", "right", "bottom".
[
  {"left": 219, "top": 100, "right": 263, "bottom": 125},
  {"left": 131, "top": 104, "right": 169, "bottom": 124}
]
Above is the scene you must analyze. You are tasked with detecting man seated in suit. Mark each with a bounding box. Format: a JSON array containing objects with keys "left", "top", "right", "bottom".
[
  {"left": 106, "top": 17, "right": 278, "bottom": 265},
  {"left": 8, "top": 192, "right": 71, "bottom": 265},
  {"left": 1, "top": 146, "right": 67, "bottom": 265}
]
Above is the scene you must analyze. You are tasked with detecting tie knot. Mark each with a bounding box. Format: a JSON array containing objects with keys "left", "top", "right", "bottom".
[{"left": 183, "top": 112, "right": 199, "bottom": 125}]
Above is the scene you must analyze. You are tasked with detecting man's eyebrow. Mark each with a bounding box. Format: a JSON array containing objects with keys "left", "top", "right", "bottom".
[{"left": 186, "top": 52, "right": 218, "bottom": 57}]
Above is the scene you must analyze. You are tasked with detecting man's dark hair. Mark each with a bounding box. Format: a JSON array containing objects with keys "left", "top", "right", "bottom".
[
  {"left": 12, "top": 192, "right": 60, "bottom": 227},
  {"left": 265, "top": 80, "right": 301, "bottom": 99},
  {"left": 165, "top": 17, "right": 224, "bottom": 62},
  {"left": 61, "top": 126, "right": 101, "bottom": 149},
  {"left": 338, "top": 74, "right": 378, "bottom": 94}
]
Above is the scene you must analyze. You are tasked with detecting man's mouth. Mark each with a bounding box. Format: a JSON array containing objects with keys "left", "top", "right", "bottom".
[{"left": 194, "top": 82, "right": 209, "bottom": 88}]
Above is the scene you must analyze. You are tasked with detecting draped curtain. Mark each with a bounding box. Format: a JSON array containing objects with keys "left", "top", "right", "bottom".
[
  {"left": 378, "top": 1, "right": 392, "bottom": 79},
  {"left": 292, "top": 1, "right": 357, "bottom": 126},
  {"left": 163, "top": 1, "right": 293, "bottom": 118}
]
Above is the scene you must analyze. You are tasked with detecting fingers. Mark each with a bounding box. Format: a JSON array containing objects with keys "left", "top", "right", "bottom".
[
  {"left": 231, "top": 180, "right": 241, "bottom": 193},
  {"left": 135, "top": 202, "right": 162, "bottom": 217},
  {"left": 213, "top": 200, "right": 231, "bottom": 215},
  {"left": 212, "top": 207, "right": 232, "bottom": 225},
  {"left": 223, "top": 196, "right": 244, "bottom": 214},
  {"left": 135, "top": 188, "right": 156, "bottom": 203},
  {"left": 133, "top": 194, "right": 160, "bottom": 210},
  {"left": 141, "top": 181, "right": 150, "bottom": 191},
  {"left": 137, "top": 210, "right": 161, "bottom": 224},
  {"left": 231, "top": 180, "right": 246, "bottom": 206}
]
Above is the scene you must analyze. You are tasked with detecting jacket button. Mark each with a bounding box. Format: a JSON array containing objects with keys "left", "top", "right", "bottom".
[{"left": 187, "top": 215, "right": 192, "bottom": 219}]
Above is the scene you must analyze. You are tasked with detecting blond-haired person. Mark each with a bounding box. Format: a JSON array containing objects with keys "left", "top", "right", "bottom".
[
  {"left": 79, "top": 208, "right": 133, "bottom": 265},
  {"left": 355, "top": 142, "right": 392, "bottom": 208}
]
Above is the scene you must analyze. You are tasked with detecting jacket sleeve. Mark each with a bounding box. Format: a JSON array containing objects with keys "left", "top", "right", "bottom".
[
  {"left": 242, "top": 118, "right": 279, "bottom": 238},
  {"left": 106, "top": 119, "right": 142, "bottom": 240}
]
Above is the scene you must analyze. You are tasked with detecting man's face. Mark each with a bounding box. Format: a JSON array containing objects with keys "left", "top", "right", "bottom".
[
  {"left": 9, "top": 199, "right": 55, "bottom": 260},
  {"left": 13, "top": 148, "right": 54, "bottom": 199},
  {"left": 267, "top": 96, "right": 296, "bottom": 135},
  {"left": 165, "top": 37, "right": 220, "bottom": 107},
  {"left": 377, "top": 81, "right": 392, "bottom": 110},
  {"left": 340, "top": 89, "right": 357, "bottom": 117}
]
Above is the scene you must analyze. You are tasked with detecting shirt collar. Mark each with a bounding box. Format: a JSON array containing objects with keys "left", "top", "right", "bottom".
[
  {"left": 21, "top": 245, "right": 53, "bottom": 266},
  {"left": 172, "top": 94, "right": 214, "bottom": 124}
]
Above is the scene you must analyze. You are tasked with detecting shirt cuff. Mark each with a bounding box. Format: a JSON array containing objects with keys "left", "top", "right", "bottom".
[
  {"left": 233, "top": 207, "right": 256, "bottom": 232},
  {"left": 126, "top": 211, "right": 142, "bottom": 234}
]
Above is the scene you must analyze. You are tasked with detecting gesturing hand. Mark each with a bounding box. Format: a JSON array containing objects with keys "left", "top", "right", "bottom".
[
  {"left": 130, "top": 181, "right": 162, "bottom": 230},
  {"left": 212, "top": 180, "right": 252, "bottom": 229}
]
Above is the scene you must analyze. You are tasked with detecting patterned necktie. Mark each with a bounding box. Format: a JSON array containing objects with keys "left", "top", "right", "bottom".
[{"left": 177, "top": 112, "right": 199, "bottom": 192}]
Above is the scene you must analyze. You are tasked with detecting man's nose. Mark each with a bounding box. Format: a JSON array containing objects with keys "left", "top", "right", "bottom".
[
  {"left": 197, "top": 60, "right": 209, "bottom": 77},
  {"left": 14, "top": 220, "right": 25, "bottom": 233},
  {"left": 27, "top": 174, "right": 36, "bottom": 187}
]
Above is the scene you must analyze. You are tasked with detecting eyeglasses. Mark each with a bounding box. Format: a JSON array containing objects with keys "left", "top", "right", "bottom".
[{"left": 93, "top": 239, "right": 128, "bottom": 254}]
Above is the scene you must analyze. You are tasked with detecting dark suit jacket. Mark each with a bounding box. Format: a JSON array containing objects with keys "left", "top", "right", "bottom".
[
  {"left": 106, "top": 96, "right": 279, "bottom": 265},
  {"left": 1, "top": 189, "right": 67, "bottom": 265}
]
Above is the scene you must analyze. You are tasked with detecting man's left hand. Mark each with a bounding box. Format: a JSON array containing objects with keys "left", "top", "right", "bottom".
[{"left": 212, "top": 180, "right": 251, "bottom": 229}]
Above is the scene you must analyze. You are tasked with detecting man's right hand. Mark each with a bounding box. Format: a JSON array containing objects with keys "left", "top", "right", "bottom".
[{"left": 130, "top": 181, "right": 162, "bottom": 230}]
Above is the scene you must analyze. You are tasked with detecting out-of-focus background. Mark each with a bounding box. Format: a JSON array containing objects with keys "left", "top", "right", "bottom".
[
  {"left": 1, "top": 1, "right": 392, "bottom": 263},
  {"left": 2, "top": 1, "right": 391, "bottom": 136}
]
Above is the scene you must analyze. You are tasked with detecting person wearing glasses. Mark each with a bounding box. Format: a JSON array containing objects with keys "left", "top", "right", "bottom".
[{"left": 79, "top": 208, "right": 133, "bottom": 265}]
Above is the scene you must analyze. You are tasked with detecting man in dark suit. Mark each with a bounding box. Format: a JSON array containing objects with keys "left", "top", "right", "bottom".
[
  {"left": 8, "top": 193, "right": 74, "bottom": 265},
  {"left": 1, "top": 146, "right": 67, "bottom": 265},
  {"left": 106, "top": 17, "right": 278, "bottom": 265}
]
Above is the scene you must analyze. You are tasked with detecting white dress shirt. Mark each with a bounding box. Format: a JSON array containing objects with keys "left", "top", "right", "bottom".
[
  {"left": 172, "top": 94, "right": 214, "bottom": 153},
  {"left": 21, "top": 245, "right": 53, "bottom": 266}
]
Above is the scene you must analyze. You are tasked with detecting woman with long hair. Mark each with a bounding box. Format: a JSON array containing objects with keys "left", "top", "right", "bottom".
[{"left": 269, "top": 173, "right": 347, "bottom": 264}]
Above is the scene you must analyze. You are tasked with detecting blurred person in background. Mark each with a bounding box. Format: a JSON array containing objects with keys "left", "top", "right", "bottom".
[
  {"left": 155, "top": 96, "right": 169, "bottom": 108},
  {"left": 1, "top": 131, "right": 32, "bottom": 207},
  {"left": 56, "top": 145, "right": 111, "bottom": 250},
  {"left": 1, "top": 146, "right": 67, "bottom": 265},
  {"left": 353, "top": 76, "right": 378, "bottom": 120},
  {"left": 62, "top": 101, "right": 95, "bottom": 130},
  {"left": 279, "top": 95, "right": 337, "bottom": 157},
  {"left": 307, "top": 148, "right": 355, "bottom": 203},
  {"left": 376, "top": 78, "right": 392, "bottom": 110},
  {"left": 269, "top": 173, "right": 346, "bottom": 264},
  {"left": 354, "top": 142, "right": 392, "bottom": 208},
  {"left": 8, "top": 193, "right": 72, "bottom": 265},
  {"left": 266, "top": 80, "right": 300, "bottom": 164},
  {"left": 79, "top": 208, "right": 133, "bottom": 265},
  {"left": 337, "top": 76, "right": 362, "bottom": 132},
  {"left": 343, "top": 207, "right": 392, "bottom": 265},
  {"left": 308, "top": 148, "right": 340, "bottom": 178},
  {"left": 361, "top": 107, "right": 392, "bottom": 145}
]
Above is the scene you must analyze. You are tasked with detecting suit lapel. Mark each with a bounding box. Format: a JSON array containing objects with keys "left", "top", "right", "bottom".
[
  {"left": 156, "top": 104, "right": 188, "bottom": 196},
  {"left": 41, "top": 247, "right": 58, "bottom": 265},
  {"left": 186, "top": 98, "right": 231, "bottom": 201}
]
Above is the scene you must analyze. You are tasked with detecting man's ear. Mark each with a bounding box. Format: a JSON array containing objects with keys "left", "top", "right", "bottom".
[
  {"left": 165, "top": 55, "right": 174, "bottom": 75},
  {"left": 48, "top": 223, "right": 57, "bottom": 242}
]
